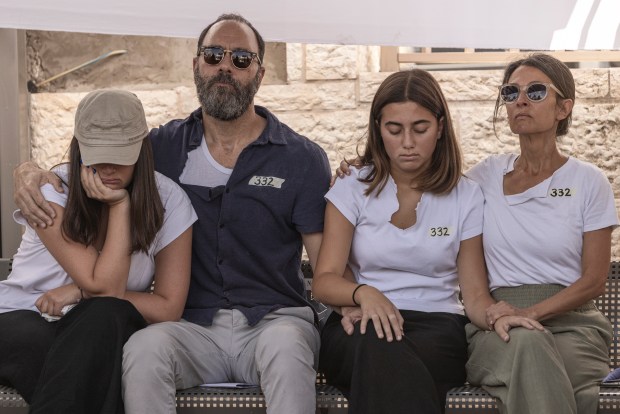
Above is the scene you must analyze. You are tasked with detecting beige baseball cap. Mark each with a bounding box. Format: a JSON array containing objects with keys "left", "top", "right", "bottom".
[{"left": 74, "top": 89, "right": 149, "bottom": 166}]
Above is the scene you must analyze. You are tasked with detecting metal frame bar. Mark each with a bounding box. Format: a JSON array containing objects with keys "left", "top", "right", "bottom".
[{"left": 0, "top": 28, "right": 29, "bottom": 258}]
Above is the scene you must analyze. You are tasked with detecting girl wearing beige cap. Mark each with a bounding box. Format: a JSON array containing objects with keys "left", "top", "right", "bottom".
[{"left": 0, "top": 89, "right": 197, "bottom": 413}]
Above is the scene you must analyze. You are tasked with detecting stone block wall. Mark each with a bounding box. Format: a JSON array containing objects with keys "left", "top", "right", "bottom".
[{"left": 27, "top": 44, "right": 620, "bottom": 259}]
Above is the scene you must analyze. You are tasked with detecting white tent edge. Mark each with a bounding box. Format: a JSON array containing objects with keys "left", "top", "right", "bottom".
[{"left": 0, "top": 0, "right": 619, "bottom": 50}]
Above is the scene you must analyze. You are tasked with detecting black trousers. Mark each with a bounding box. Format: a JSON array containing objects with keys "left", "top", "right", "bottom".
[
  {"left": 0, "top": 297, "right": 147, "bottom": 414},
  {"left": 319, "top": 310, "right": 468, "bottom": 414}
]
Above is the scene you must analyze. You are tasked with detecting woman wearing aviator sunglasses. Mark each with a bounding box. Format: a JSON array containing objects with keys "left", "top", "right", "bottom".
[{"left": 465, "top": 53, "right": 619, "bottom": 414}]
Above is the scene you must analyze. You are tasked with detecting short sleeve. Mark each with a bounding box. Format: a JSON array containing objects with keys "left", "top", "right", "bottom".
[
  {"left": 466, "top": 155, "right": 496, "bottom": 190},
  {"left": 458, "top": 177, "right": 484, "bottom": 241},
  {"left": 325, "top": 167, "right": 368, "bottom": 226},
  {"left": 582, "top": 166, "right": 619, "bottom": 232},
  {"left": 291, "top": 143, "right": 331, "bottom": 234},
  {"left": 152, "top": 173, "right": 198, "bottom": 255}
]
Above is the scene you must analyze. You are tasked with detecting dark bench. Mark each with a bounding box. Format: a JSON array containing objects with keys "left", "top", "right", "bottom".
[
  {"left": 0, "top": 258, "right": 347, "bottom": 414},
  {"left": 1, "top": 258, "right": 620, "bottom": 413}
]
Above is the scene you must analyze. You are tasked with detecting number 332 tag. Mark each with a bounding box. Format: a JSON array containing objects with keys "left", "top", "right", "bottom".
[{"left": 249, "top": 176, "right": 285, "bottom": 189}]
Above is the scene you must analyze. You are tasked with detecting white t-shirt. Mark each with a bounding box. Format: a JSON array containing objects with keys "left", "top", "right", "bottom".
[
  {"left": 178, "top": 136, "right": 231, "bottom": 187},
  {"left": 468, "top": 154, "right": 619, "bottom": 290},
  {"left": 326, "top": 167, "right": 484, "bottom": 314},
  {"left": 0, "top": 166, "right": 197, "bottom": 313}
]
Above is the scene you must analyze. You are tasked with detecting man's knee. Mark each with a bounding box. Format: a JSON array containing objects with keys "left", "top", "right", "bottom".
[
  {"left": 123, "top": 322, "right": 179, "bottom": 375},
  {"left": 255, "top": 320, "right": 318, "bottom": 370},
  {"left": 260, "top": 322, "right": 309, "bottom": 353}
]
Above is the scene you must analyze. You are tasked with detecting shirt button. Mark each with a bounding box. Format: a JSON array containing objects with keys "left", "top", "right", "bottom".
[
  {"left": 219, "top": 223, "right": 225, "bottom": 229},
  {"left": 218, "top": 259, "right": 223, "bottom": 265}
]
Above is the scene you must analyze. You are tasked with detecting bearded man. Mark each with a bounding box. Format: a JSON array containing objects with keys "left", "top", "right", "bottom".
[{"left": 13, "top": 13, "right": 331, "bottom": 414}]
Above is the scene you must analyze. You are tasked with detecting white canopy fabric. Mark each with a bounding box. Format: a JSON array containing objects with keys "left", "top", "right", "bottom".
[{"left": 1, "top": 0, "right": 620, "bottom": 50}]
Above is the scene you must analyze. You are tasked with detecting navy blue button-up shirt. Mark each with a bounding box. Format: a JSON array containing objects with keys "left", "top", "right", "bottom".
[{"left": 149, "top": 106, "right": 331, "bottom": 326}]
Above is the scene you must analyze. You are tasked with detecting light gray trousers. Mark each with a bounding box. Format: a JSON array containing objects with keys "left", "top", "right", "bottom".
[
  {"left": 122, "top": 307, "right": 320, "bottom": 414},
  {"left": 466, "top": 285, "right": 612, "bottom": 414}
]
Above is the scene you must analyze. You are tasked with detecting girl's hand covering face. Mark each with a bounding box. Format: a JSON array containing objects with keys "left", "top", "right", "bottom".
[{"left": 80, "top": 164, "right": 129, "bottom": 206}]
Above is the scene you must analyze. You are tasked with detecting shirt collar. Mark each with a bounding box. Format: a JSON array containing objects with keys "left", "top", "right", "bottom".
[
  {"left": 189, "top": 106, "right": 289, "bottom": 148},
  {"left": 253, "top": 105, "right": 288, "bottom": 146}
]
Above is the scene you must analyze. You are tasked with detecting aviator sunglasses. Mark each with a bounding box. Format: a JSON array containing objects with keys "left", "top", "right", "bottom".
[
  {"left": 498, "top": 82, "right": 565, "bottom": 104},
  {"left": 198, "top": 46, "right": 262, "bottom": 70}
]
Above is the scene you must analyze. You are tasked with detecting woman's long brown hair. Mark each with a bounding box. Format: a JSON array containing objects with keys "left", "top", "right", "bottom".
[
  {"left": 59, "top": 137, "right": 164, "bottom": 254},
  {"left": 358, "top": 69, "right": 462, "bottom": 196}
]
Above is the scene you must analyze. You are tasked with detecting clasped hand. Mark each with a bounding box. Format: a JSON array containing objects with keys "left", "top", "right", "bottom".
[
  {"left": 486, "top": 301, "right": 544, "bottom": 342},
  {"left": 35, "top": 284, "right": 81, "bottom": 316}
]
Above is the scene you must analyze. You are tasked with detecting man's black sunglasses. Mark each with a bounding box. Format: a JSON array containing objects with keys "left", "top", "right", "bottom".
[{"left": 198, "top": 46, "right": 261, "bottom": 70}]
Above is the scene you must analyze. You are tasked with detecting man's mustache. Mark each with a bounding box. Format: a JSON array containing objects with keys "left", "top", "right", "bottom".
[{"left": 207, "top": 73, "right": 239, "bottom": 90}]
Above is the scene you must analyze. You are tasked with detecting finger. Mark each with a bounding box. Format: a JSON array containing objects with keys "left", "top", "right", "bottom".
[
  {"left": 521, "top": 321, "right": 536, "bottom": 330},
  {"left": 39, "top": 300, "right": 49, "bottom": 315},
  {"left": 13, "top": 176, "right": 56, "bottom": 225},
  {"left": 49, "top": 174, "right": 65, "bottom": 194},
  {"left": 360, "top": 314, "right": 369, "bottom": 335},
  {"left": 487, "top": 306, "right": 510, "bottom": 322},
  {"left": 494, "top": 324, "right": 510, "bottom": 342},
  {"left": 377, "top": 314, "right": 394, "bottom": 342},
  {"left": 89, "top": 167, "right": 107, "bottom": 195},
  {"left": 35, "top": 296, "right": 43, "bottom": 311},
  {"left": 370, "top": 314, "right": 385, "bottom": 339},
  {"left": 16, "top": 192, "right": 54, "bottom": 227},
  {"left": 90, "top": 168, "right": 108, "bottom": 191},
  {"left": 486, "top": 310, "right": 494, "bottom": 327},
  {"left": 340, "top": 316, "right": 355, "bottom": 335},
  {"left": 388, "top": 313, "right": 403, "bottom": 341},
  {"left": 24, "top": 187, "right": 58, "bottom": 224},
  {"left": 522, "top": 319, "right": 545, "bottom": 331},
  {"left": 53, "top": 303, "right": 64, "bottom": 316},
  {"left": 25, "top": 210, "right": 49, "bottom": 228},
  {"left": 39, "top": 199, "right": 57, "bottom": 222},
  {"left": 81, "top": 165, "right": 103, "bottom": 198}
]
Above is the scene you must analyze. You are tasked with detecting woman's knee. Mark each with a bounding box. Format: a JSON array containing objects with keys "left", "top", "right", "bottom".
[
  {"left": 76, "top": 297, "right": 141, "bottom": 321},
  {"left": 508, "top": 327, "right": 555, "bottom": 350},
  {"left": 58, "top": 297, "right": 146, "bottom": 339}
]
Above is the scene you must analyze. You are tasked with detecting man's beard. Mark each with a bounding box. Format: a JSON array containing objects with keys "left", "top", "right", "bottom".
[{"left": 194, "top": 68, "right": 261, "bottom": 121}]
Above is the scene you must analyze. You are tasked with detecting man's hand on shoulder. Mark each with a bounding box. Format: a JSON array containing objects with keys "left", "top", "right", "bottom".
[
  {"left": 330, "top": 157, "right": 362, "bottom": 187},
  {"left": 13, "top": 161, "right": 63, "bottom": 228}
]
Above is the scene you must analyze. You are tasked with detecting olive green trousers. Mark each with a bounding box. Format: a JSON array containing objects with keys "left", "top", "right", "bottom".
[{"left": 466, "top": 284, "right": 612, "bottom": 414}]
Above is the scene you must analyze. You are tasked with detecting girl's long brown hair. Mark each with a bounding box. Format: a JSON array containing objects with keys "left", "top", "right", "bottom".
[
  {"left": 358, "top": 69, "right": 462, "bottom": 196},
  {"left": 59, "top": 137, "right": 164, "bottom": 253}
]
